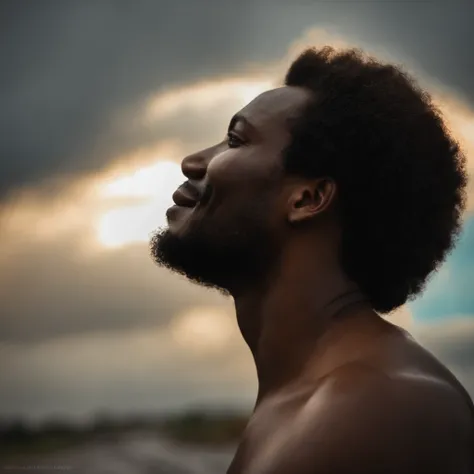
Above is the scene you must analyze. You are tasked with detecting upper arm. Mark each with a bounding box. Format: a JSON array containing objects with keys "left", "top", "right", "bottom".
[{"left": 283, "top": 366, "right": 471, "bottom": 474}]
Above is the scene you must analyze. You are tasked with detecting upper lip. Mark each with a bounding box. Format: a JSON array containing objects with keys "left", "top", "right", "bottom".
[{"left": 172, "top": 182, "right": 201, "bottom": 207}]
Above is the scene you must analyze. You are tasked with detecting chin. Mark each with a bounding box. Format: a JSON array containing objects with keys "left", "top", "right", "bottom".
[
  {"left": 149, "top": 227, "right": 230, "bottom": 294},
  {"left": 151, "top": 197, "right": 278, "bottom": 294},
  {"left": 165, "top": 205, "right": 195, "bottom": 235}
]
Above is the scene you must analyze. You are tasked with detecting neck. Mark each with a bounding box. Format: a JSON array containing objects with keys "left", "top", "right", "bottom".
[{"left": 233, "top": 242, "right": 372, "bottom": 406}]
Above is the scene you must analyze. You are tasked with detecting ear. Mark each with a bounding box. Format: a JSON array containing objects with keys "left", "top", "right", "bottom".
[{"left": 287, "top": 178, "right": 337, "bottom": 224}]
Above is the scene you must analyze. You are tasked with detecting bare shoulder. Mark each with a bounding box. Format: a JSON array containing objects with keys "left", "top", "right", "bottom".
[
  {"left": 288, "top": 363, "right": 474, "bottom": 474},
  {"left": 317, "top": 360, "right": 472, "bottom": 414}
]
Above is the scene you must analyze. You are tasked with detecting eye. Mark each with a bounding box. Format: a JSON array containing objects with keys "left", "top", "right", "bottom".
[{"left": 226, "top": 132, "right": 244, "bottom": 148}]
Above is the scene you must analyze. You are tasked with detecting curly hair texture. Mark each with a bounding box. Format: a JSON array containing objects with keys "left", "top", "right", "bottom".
[{"left": 283, "top": 46, "right": 467, "bottom": 313}]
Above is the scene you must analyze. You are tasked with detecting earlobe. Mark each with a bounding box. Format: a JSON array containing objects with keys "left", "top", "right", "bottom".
[{"left": 287, "top": 179, "right": 336, "bottom": 224}]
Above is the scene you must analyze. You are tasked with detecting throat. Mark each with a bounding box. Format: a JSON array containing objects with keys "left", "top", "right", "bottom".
[{"left": 235, "top": 281, "right": 373, "bottom": 405}]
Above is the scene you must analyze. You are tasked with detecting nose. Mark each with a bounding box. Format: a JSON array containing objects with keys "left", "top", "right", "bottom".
[{"left": 181, "top": 150, "right": 208, "bottom": 180}]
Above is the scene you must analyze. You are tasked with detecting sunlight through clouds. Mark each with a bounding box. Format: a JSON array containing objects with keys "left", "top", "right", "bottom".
[
  {"left": 100, "top": 161, "right": 183, "bottom": 199},
  {"left": 94, "top": 78, "right": 275, "bottom": 249},
  {"left": 4, "top": 26, "right": 473, "bottom": 256},
  {"left": 2, "top": 22, "right": 474, "bottom": 422},
  {"left": 170, "top": 307, "right": 235, "bottom": 354},
  {"left": 145, "top": 78, "right": 275, "bottom": 122},
  {"left": 97, "top": 160, "right": 184, "bottom": 248}
]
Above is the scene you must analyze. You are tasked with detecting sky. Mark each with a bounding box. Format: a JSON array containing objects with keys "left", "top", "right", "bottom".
[{"left": 1, "top": 0, "right": 474, "bottom": 421}]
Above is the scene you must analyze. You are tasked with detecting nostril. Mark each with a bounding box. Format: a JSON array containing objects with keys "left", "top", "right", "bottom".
[
  {"left": 183, "top": 166, "right": 205, "bottom": 180},
  {"left": 182, "top": 156, "right": 207, "bottom": 180}
]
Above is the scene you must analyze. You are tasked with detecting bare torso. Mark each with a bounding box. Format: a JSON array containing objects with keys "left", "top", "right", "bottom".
[{"left": 227, "top": 318, "right": 474, "bottom": 474}]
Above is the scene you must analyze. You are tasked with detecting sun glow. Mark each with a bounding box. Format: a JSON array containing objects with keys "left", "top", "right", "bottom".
[
  {"left": 146, "top": 78, "right": 274, "bottom": 122},
  {"left": 96, "top": 160, "right": 183, "bottom": 248},
  {"left": 94, "top": 78, "right": 275, "bottom": 250},
  {"left": 170, "top": 307, "right": 235, "bottom": 353},
  {"left": 11, "top": 65, "right": 470, "bottom": 256}
]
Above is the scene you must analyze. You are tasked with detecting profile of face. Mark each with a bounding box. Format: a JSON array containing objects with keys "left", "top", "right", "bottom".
[{"left": 150, "top": 86, "right": 312, "bottom": 295}]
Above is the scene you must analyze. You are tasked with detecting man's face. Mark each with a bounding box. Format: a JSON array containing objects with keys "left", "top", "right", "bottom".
[{"left": 150, "top": 86, "right": 311, "bottom": 294}]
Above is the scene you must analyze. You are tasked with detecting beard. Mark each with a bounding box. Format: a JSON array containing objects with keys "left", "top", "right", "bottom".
[{"left": 149, "top": 199, "right": 279, "bottom": 296}]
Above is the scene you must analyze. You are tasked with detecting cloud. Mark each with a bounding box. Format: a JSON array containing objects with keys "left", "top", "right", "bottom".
[
  {"left": 0, "top": 1, "right": 277, "bottom": 201},
  {"left": 386, "top": 309, "right": 474, "bottom": 403},
  {"left": 0, "top": 308, "right": 256, "bottom": 420},
  {"left": 389, "top": 305, "right": 474, "bottom": 377},
  {"left": 0, "top": 158, "right": 229, "bottom": 343},
  {"left": 409, "top": 215, "right": 474, "bottom": 320},
  {"left": 1, "top": 25, "right": 473, "bottom": 343},
  {"left": 412, "top": 316, "right": 474, "bottom": 371},
  {"left": 2, "top": 305, "right": 474, "bottom": 421},
  {"left": 0, "top": 73, "right": 280, "bottom": 344},
  {"left": 1, "top": 14, "right": 474, "bottom": 420},
  {"left": 436, "top": 96, "right": 474, "bottom": 212},
  {"left": 409, "top": 316, "right": 474, "bottom": 396},
  {"left": 0, "top": 237, "right": 234, "bottom": 343},
  {"left": 1, "top": 2, "right": 473, "bottom": 201},
  {"left": 145, "top": 78, "right": 275, "bottom": 123}
]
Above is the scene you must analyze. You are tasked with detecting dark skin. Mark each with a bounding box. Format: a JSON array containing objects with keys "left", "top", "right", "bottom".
[{"left": 151, "top": 86, "right": 474, "bottom": 473}]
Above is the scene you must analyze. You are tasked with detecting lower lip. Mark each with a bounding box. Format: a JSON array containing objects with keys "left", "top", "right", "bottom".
[
  {"left": 166, "top": 204, "right": 193, "bottom": 219},
  {"left": 166, "top": 205, "right": 181, "bottom": 218}
]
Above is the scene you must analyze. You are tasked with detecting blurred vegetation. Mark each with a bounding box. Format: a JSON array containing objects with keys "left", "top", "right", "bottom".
[
  {"left": 0, "top": 419, "right": 90, "bottom": 462},
  {"left": 0, "top": 408, "right": 249, "bottom": 462}
]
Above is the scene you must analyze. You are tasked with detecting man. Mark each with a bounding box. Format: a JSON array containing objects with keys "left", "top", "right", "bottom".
[{"left": 150, "top": 46, "right": 473, "bottom": 473}]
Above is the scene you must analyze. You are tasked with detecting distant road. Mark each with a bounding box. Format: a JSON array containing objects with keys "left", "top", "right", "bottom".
[{"left": 1, "top": 433, "right": 237, "bottom": 474}]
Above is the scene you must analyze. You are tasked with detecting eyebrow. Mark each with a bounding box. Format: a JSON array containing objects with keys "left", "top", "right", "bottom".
[{"left": 228, "top": 113, "right": 256, "bottom": 133}]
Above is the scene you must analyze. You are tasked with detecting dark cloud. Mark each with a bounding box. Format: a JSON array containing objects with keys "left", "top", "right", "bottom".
[
  {"left": 1, "top": 0, "right": 473, "bottom": 200},
  {"left": 0, "top": 237, "right": 230, "bottom": 343},
  {"left": 0, "top": 0, "right": 269, "bottom": 200},
  {"left": 436, "top": 337, "right": 474, "bottom": 372},
  {"left": 2, "top": 1, "right": 473, "bottom": 420}
]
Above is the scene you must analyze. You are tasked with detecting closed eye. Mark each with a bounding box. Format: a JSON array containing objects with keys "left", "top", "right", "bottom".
[{"left": 226, "top": 132, "right": 244, "bottom": 148}]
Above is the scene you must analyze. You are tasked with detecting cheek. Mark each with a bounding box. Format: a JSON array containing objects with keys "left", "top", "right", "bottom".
[
  {"left": 206, "top": 147, "right": 279, "bottom": 190},
  {"left": 206, "top": 149, "right": 247, "bottom": 187},
  {"left": 205, "top": 148, "right": 284, "bottom": 225}
]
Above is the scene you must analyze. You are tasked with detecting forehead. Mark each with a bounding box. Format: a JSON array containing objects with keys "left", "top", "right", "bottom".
[{"left": 238, "top": 86, "right": 312, "bottom": 134}]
